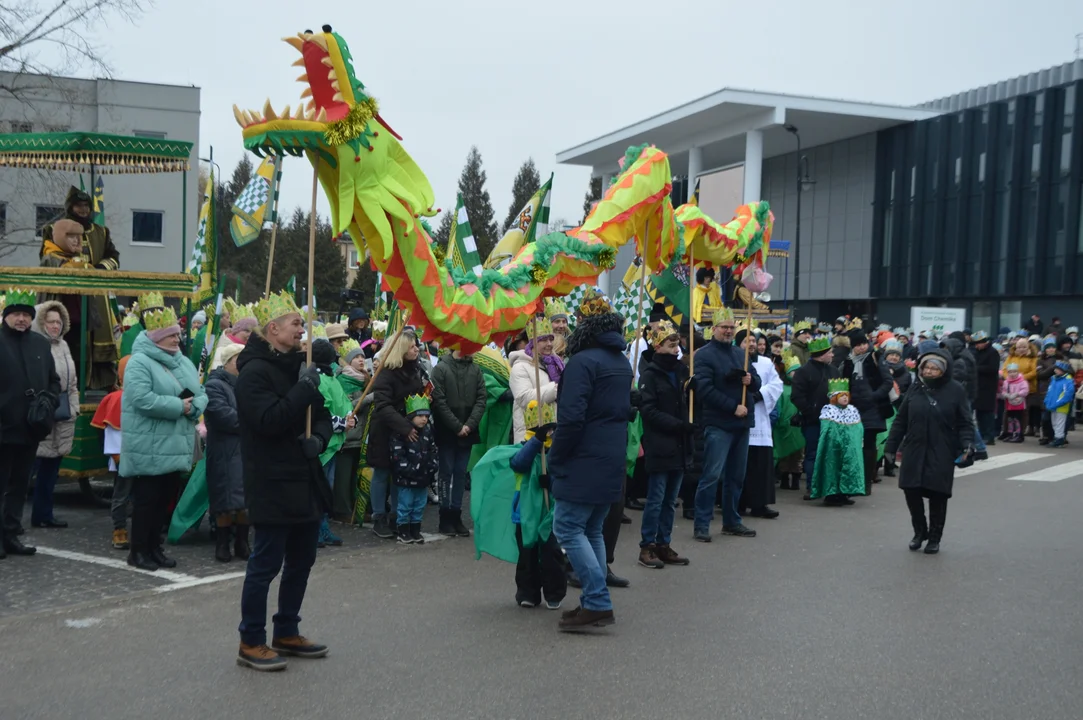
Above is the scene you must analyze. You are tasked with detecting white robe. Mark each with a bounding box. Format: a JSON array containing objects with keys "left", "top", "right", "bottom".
[{"left": 749, "top": 355, "right": 783, "bottom": 448}]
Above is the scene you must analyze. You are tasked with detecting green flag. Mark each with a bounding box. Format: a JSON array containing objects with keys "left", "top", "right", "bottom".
[
  {"left": 446, "top": 192, "right": 482, "bottom": 277},
  {"left": 285, "top": 275, "right": 296, "bottom": 303}
]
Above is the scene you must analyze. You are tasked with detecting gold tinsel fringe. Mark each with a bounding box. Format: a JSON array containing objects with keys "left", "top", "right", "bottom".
[{"left": 0, "top": 151, "right": 190, "bottom": 174}]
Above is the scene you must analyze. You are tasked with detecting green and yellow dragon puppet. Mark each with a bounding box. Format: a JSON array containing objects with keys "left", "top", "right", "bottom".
[{"left": 234, "top": 26, "right": 773, "bottom": 350}]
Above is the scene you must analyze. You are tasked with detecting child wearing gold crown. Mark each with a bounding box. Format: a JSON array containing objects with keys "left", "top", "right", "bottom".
[
  {"left": 471, "top": 400, "right": 566, "bottom": 609},
  {"left": 808, "top": 378, "right": 865, "bottom": 505},
  {"left": 391, "top": 394, "right": 439, "bottom": 543}
]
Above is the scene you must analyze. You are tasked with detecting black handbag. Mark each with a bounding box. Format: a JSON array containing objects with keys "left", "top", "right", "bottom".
[
  {"left": 26, "top": 389, "right": 59, "bottom": 442},
  {"left": 54, "top": 360, "right": 72, "bottom": 421}
]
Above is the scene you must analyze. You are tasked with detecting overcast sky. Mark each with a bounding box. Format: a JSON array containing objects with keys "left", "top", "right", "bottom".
[{"left": 90, "top": 0, "right": 1083, "bottom": 231}]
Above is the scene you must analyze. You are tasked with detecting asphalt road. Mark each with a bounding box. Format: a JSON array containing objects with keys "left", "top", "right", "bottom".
[{"left": 2, "top": 440, "right": 1082, "bottom": 720}]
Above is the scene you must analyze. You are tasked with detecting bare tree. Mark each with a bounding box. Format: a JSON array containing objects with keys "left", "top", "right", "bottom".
[{"left": 0, "top": 0, "right": 146, "bottom": 100}]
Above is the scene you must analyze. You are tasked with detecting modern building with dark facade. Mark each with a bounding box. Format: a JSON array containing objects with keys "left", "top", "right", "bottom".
[{"left": 557, "top": 59, "right": 1083, "bottom": 333}]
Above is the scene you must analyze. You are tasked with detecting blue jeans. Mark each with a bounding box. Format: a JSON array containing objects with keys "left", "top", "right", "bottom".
[
  {"left": 553, "top": 500, "right": 612, "bottom": 612},
  {"left": 31, "top": 456, "right": 64, "bottom": 525},
  {"left": 396, "top": 486, "right": 427, "bottom": 525},
  {"left": 640, "top": 470, "right": 683, "bottom": 547},
  {"left": 369, "top": 467, "right": 398, "bottom": 519},
  {"left": 438, "top": 442, "right": 470, "bottom": 510},
  {"left": 971, "top": 417, "right": 987, "bottom": 452},
  {"left": 238, "top": 521, "right": 320, "bottom": 646},
  {"left": 695, "top": 426, "right": 750, "bottom": 530},
  {"left": 323, "top": 456, "right": 337, "bottom": 488},
  {"left": 801, "top": 425, "right": 820, "bottom": 490},
  {"left": 976, "top": 410, "right": 997, "bottom": 443}
]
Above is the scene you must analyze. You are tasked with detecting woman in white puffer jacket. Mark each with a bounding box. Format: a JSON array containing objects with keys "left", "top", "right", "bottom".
[{"left": 508, "top": 324, "right": 561, "bottom": 443}]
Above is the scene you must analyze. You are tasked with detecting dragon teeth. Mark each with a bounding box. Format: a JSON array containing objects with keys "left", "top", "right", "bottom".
[
  {"left": 320, "top": 57, "right": 334, "bottom": 68},
  {"left": 330, "top": 81, "right": 340, "bottom": 92},
  {"left": 316, "top": 108, "right": 328, "bottom": 122},
  {"left": 331, "top": 92, "right": 344, "bottom": 103},
  {"left": 291, "top": 57, "right": 305, "bottom": 67},
  {"left": 262, "top": 99, "right": 277, "bottom": 120},
  {"left": 232, "top": 105, "right": 246, "bottom": 127},
  {"left": 281, "top": 104, "right": 291, "bottom": 119},
  {"left": 309, "top": 34, "right": 328, "bottom": 51},
  {"left": 296, "top": 73, "right": 308, "bottom": 83},
  {"left": 300, "top": 87, "right": 312, "bottom": 99},
  {"left": 282, "top": 36, "right": 304, "bottom": 51}
]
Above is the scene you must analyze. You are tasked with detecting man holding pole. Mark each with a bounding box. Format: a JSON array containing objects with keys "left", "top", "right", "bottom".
[
  {"left": 234, "top": 291, "right": 334, "bottom": 671},
  {"left": 548, "top": 293, "right": 632, "bottom": 632},
  {"left": 690, "top": 307, "right": 761, "bottom": 542}
]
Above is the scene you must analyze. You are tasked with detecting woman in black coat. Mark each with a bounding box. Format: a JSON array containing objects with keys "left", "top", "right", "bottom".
[
  {"left": 971, "top": 332, "right": 1000, "bottom": 444},
  {"left": 884, "top": 349, "right": 974, "bottom": 555},
  {"left": 204, "top": 344, "right": 248, "bottom": 562},
  {"left": 366, "top": 329, "right": 425, "bottom": 539},
  {"left": 636, "top": 322, "right": 692, "bottom": 569}
]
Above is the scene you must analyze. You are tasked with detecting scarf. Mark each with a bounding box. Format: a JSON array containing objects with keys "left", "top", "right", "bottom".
[
  {"left": 851, "top": 350, "right": 870, "bottom": 378},
  {"left": 525, "top": 341, "right": 565, "bottom": 383}
]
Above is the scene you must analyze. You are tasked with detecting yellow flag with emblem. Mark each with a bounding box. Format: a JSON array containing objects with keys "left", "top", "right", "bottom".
[{"left": 483, "top": 174, "right": 552, "bottom": 269}]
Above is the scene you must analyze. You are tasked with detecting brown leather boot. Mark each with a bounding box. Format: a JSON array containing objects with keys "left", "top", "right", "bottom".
[{"left": 655, "top": 544, "right": 690, "bottom": 566}]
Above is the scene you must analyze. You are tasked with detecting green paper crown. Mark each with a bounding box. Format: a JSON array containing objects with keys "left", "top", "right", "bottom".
[
  {"left": 527, "top": 316, "right": 553, "bottom": 340},
  {"left": 338, "top": 338, "right": 360, "bottom": 359},
  {"left": 405, "top": 394, "right": 430, "bottom": 415},
  {"left": 143, "top": 306, "right": 178, "bottom": 332},
  {"left": 222, "top": 297, "right": 240, "bottom": 321},
  {"left": 709, "top": 305, "right": 734, "bottom": 324},
  {"left": 524, "top": 399, "right": 556, "bottom": 430},
  {"left": 808, "top": 337, "right": 831, "bottom": 354},
  {"left": 828, "top": 378, "right": 850, "bottom": 396},
  {"left": 309, "top": 323, "right": 327, "bottom": 340},
  {"left": 232, "top": 302, "right": 256, "bottom": 321},
  {"left": 255, "top": 290, "right": 300, "bottom": 327},
  {"left": 3, "top": 288, "right": 37, "bottom": 308},
  {"left": 137, "top": 292, "right": 165, "bottom": 312}
]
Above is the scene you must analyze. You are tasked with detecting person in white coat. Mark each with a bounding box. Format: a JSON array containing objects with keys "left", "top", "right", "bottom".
[
  {"left": 508, "top": 318, "right": 561, "bottom": 443},
  {"left": 736, "top": 329, "right": 783, "bottom": 519},
  {"left": 30, "top": 300, "right": 80, "bottom": 529}
]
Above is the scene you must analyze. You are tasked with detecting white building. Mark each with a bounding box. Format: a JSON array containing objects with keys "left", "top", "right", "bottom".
[{"left": 0, "top": 73, "right": 200, "bottom": 273}]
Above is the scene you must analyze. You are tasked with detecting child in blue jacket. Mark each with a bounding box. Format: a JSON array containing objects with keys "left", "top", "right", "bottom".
[{"left": 1044, "top": 361, "right": 1074, "bottom": 448}]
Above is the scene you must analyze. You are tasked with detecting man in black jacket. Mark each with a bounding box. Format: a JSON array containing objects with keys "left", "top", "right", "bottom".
[
  {"left": 234, "top": 299, "right": 334, "bottom": 671},
  {"left": 690, "top": 309, "right": 761, "bottom": 541},
  {"left": 790, "top": 337, "right": 838, "bottom": 499},
  {"left": 636, "top": 320, "right": 691, "bottom": 569},
  {"left": 971, "top": 331, "right": 1000, "bottom": 446},
  {"left": 0, "top": 289, "right": 60, "bottom": 558},
  {"left": 842, "top": 329, "right": 893, "bottom": 494},
  {"left": 430, "top": 349, "right": 487, "bottom": 536},
  {"left": 942, "top": 333, "right": 986, "bottom": 459}
]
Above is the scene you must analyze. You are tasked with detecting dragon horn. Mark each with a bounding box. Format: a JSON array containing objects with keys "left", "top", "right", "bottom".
[{"left": 282, "top": 36, "right": 304, "bottom": 51}]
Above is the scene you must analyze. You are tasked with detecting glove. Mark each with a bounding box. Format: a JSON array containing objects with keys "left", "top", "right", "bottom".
[
  {"left": 789, "top": 414, "right": 803, "bottom": 427},
  {"left": 299, "top": 365, "right": 322, "bottom": 394},
  {"left": 534, "top": 422, "right": 557, "bottom": 444},
  {"left": 300, "top": 435, "right": 324, "bottom": 459},
  {"left": 499, "top": 388, "right": 513, "bottom": 402},
  {"left": 686, "top": 375, "right": 699, "bottom": 392},
  {"left": 769, "top": 407, "right": 780, "bottom": 424},
  {"left": 538, "top": 473, "right": 551, "bottom": 491},
  {"left": 629, "top": 389, "right": 642, "bottom": 410},
  {"left": 724, "top": 367, "right": 747, "bottom": 382}
]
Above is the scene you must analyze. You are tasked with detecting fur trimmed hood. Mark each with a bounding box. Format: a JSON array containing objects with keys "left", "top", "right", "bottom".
[
  {"left": 32, "top": 300, "right": 71, "bottom": 342},
  {"left": 566, "top": 312, "right": 625, "bottom": 357}
]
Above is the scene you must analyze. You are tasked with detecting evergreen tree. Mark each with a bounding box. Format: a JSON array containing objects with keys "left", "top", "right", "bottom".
[
  {"left": 581, "top": 176, "right": 602, "bottom": 224},
  {"left": 350, "top": 255, "right": 380, "bottom": 310},
  {"left": 503, "top": 158, "right": 541, "bottom": 233},
  {"left": 456, "top": 146, "right": 498, "bottom": 260},
  {"left": 434, "top": 210, "right": 453, "bottom": 246}
]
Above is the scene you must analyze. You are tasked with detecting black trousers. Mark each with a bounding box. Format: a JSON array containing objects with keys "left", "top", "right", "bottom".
[
  {"left": 130, "top": 473, "right": 181, "bottom": 553},
  {"left": 903, "top": 488, "right": 948, "bottom": 534},
  {"left": 602, "top": 485, "right": 625, "bottom": 566},
  {"left": 0, "top": 443, "right": 38, "bottom": 541},
  {"left": 863, "top": 429, "right": 879, "bottom": 495},
  {"left": 515, "top": 526, "right": 567, "bottom": 604}
]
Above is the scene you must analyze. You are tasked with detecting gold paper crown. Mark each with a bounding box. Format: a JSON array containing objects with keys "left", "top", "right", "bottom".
[
  {"left": 709, "top": 305, "right": 734, "bottom": 324},
  {"left": 371, "top": 320, "right": 387, "bottom": 340},
  {"left": 255, "top": 291, "right": 300, "bottom": 327},
  {"left": 338, "top": 338, "right": 361, "bottom": 359},
  {"left": 3, "top": 288, "right": 37, "bottom": 308},
  {"left": 309, "top": 323, "right": 327, "bottom": 340},
  {"left": 793, "top": 318, "right": 814, "bottom": 333},
  {"left": 648, "top": 319, "right": 678, "bottom": 347},
  {"left": 782, "top": 349, "right": 802, "bottom": 374},
  {"left": 524, "top": 399, "right": 556, "bottom": 430},
  {"left": 578, "top": 293, "right": 614, "bottom": 318},
  {"left": 137, "top": 292, "right": 165, "bottom": 312},
  {"left": 736, "top": 317, "right": 760, "bottom": 334},
  {"left": 121, "top": 314, "right": 140, "bottom": 329},
  {"left": 222, "top": 297, "right": 240, "bottom": 320},
  {"left": 544, "top": 298, "right": 569, "bottom": 320},
  {"left": 143, "top": 306, "right": 178, "bottom": 332},
  {"left": 527, "top": 316, "right": 553, "bottom": 340},
  {"left": 232, "top": 302, "right": 256, "bottom": 321},
  {"left": 828, "top": 378, "right": 850, "bottom": 396},
  {"left": 845, "top": 316, "right": 864, "bottom": 333}
]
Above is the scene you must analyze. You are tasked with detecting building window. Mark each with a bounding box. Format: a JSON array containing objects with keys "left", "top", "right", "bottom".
[
  {"left": 132, "top": 211, "right": 164, "bottom": 244},
  {"left": 972, "top": 301, "right": 995, "bottom": 335},
  {"left": 999, "top": 300, "right": 1022, "bottom": 333},
  {"left": 1061, "top": 85, "right": 1074, "bottom": 177},
  {"left": 133, "top": 130, "right": 167, "bottom": 139},
  {"left": 35, "top": 205, "right": 63, "bottom": 234},
  {"left": 348, "top": 247, "right": 360, "bottom": 268},
  {"left": 10, "top": 121, "right": 32, "bottom": 133}
]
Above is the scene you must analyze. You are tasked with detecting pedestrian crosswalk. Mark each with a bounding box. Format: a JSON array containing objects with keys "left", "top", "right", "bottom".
[{"left": 950, "top": 451, "right": 1083, "bottom": 482}]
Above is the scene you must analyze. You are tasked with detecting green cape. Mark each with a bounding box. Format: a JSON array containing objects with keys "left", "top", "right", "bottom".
[
  {"left": 468, "top": 369, "right": 514, "bottom": 471},
  {"left": 470, "top": 443, "right": 553, "bottom": 564},
  {"left": 809, "top": 410, "right": 866, "bottom": 499},
  {"left": 772, "top": 384, "right": 806, "bottom": 463},
  {"left": 318, "top": 374, "right": 353, "bottom": 465},
  {"left": 120, "top": 322, "right": 143, "bottom": 358}
]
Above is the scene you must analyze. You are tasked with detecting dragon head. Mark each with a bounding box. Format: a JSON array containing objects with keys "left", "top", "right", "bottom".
[
  {"left": 232, "top": 26, "right": 435, "bottom": 262},
  {"left": 232, "top": 26, "right": 385, "bottom": 157}
]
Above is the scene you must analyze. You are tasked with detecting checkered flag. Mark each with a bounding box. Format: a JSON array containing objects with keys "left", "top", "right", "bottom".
[
  {"left": 613, "top": 276, "right": 651, "bottom": 337},
  {"left": 234, "top": 175, "right": 269, "bottom": 216}
]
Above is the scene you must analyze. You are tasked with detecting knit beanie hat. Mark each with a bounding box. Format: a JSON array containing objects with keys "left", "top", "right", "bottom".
[
  {"left": 917, "top": 339, "right": 940, "bottom": 356},
  {"left": 232, "top": 317, "right": 258, "bottom": 333},
  {"left": 345, "top": 346, "right": 365, "bottom": 366},
  {"left": 192, "top": 310, "right": 207, "bottom": 325},
  {"left": 919, "top": 354, "right": 948, "bottom": 374}
]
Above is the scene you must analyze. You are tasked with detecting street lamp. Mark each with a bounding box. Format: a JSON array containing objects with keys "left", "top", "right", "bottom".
[{"left": 784, "top": 124, "right": 814, "bottom": 308}]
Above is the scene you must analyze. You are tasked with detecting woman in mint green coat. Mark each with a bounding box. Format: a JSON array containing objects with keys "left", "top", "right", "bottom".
[{"left": 120, "top": 310, "right": 207, "bottom": 571}]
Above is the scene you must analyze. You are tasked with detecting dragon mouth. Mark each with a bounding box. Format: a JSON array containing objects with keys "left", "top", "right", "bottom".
[{"left": 232, "top": 29, "right": 356, "bottom": 133}]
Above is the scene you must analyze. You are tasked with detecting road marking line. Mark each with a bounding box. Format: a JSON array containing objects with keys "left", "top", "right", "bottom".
[
  {"left": 154, "top": 571, "right": 246, "bottom": 593},
  {"left": 954, "top": 452, "right": 1053, "bottom": 477},
  {"left": 1008, "top": 459, "right": 1083, "bottom": 482},
  {"left": 35, "top": 546, "right": 195, "bottom": 582}
]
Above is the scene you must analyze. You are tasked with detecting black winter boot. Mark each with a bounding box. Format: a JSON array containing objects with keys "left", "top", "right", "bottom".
[
  {"left": 397, "top": 524, "right": 413, "bottom": 544},
  {"left": 438, "top": 508, "right": 456, "bottom": 535},
  {"left": 127, "top": 550, "right": 158, "bottom": 571},
  {"left": 904, "top": 490, "right": 927, "bottom": 551},
  {"left": 233, "top": 524, "right": 251, "bottom": 560},
  {"left": 909, "top": 522, "right": 928, "bottom": 551},
  {"left": 411, "top": 523, "right": 424, "bottom": 544},
  {"left": 215, "top": 527, "right": 233, "bottom": 562},
  {"left": 451, "top": 509, "right": 471, "bottom": 537}
]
